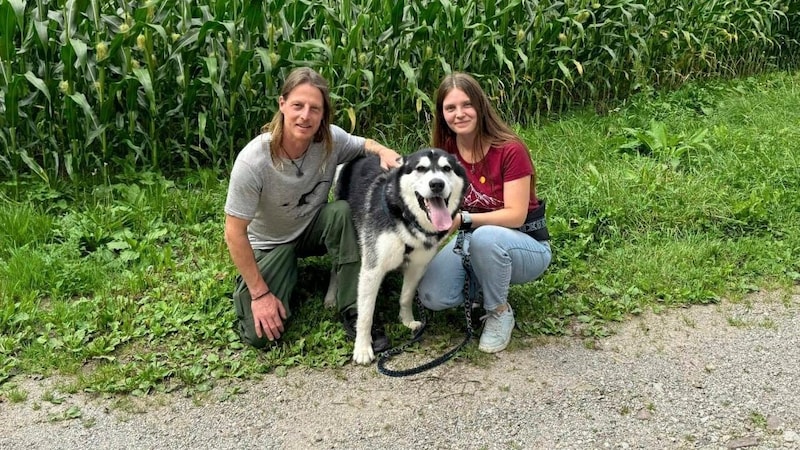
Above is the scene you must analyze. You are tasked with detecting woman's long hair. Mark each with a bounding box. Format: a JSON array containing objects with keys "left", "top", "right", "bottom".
[{"left": 432, "top": 72, "right": 536, "bottom": 195}]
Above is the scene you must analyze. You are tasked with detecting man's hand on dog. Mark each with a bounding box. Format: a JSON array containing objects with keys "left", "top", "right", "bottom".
[
  {"left": 252, "top": 294, "right": 287, "bottom": 341},
  {"left": 379, "top": 148, "right": 402, "bottom": 170},
  {"left": 365, "top": 139, "right": 402, "bottom": 170}
]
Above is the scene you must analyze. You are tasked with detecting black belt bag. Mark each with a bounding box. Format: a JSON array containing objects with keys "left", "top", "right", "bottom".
[{"left": 518, "top": 199, "right": 550, "bottom": 241}]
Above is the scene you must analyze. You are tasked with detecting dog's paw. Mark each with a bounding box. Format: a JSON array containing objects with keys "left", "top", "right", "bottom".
[
  {"left": 405, "top": 320, "right": 423, "bottom": 331},
  {"left": 352, "top": 345, "right": 375, "bottom": 365}
]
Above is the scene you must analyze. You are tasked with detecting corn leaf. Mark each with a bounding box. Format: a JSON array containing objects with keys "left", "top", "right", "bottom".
[
  {"left": 24, "top": 71, "right": 51, "bottom": 103},
  {"left": 68, "top": 92, "right": 99, "bottom": 127}
]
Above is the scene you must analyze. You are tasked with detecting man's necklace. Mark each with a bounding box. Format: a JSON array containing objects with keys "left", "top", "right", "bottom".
[{"left": 286, "top": 148, "right": 309, "bottom": 177}]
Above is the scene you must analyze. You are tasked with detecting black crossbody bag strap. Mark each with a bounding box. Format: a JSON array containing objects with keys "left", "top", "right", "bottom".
[{"left": 519, "top": 198, "right": 550, "bottom": 241}]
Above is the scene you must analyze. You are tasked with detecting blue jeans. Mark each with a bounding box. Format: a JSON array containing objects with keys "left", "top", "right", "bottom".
[{"left": 417, "top": 226, "right": 552, "bottom": 312}]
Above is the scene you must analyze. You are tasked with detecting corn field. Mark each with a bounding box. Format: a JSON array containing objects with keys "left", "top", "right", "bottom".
[{"left": 1, "top": 0, "right": 798, "bottom": 181}]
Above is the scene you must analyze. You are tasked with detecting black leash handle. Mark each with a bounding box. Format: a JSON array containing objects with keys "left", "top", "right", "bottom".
[
  {"left": 377, "top": 231, "right": 475, "bottom": 377},
  {"left": 376, "top": 297, "right": 473, "bottom": 377}
]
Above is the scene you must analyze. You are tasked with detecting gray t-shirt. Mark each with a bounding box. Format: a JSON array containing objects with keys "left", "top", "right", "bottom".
[{"left": 224, "top": 125, "right": 366, "bottom": 250}]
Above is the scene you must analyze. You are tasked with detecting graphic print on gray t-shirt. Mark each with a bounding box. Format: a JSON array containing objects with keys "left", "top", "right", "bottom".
[
  {"left": 224, "top": 125, "right": 367, "bottom": 250},
  {"left": 283, "top": 179, "right": 331, "bottom": 214}
]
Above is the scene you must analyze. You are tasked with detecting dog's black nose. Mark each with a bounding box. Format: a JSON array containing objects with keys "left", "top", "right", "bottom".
[{"left": 429, "top": 179, "right": 444, "bottom": 193}]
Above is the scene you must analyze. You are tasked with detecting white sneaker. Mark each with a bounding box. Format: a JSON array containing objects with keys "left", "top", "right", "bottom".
[{"left": 478, "top": 305, "right": 515, "bottom": 353}]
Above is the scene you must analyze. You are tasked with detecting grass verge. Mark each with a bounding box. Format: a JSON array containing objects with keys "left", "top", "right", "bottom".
[{"left": 1, "top": 70, "right": 799, "bottom": 396}]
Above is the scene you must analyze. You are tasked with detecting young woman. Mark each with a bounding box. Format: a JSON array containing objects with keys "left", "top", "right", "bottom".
[
  {"left": 224, "top": 67, "right": 401, "bottom": 352},
  {"left": 417, "top": 72, "right": 552, "bottom": 353}
]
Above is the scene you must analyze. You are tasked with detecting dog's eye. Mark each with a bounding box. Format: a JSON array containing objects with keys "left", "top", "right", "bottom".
[
  {"left": 442, "top": 166, "right": 452, "bottom": 172},
  {"left": 415, "top": 166, "right": 427, "bottom": 172}
]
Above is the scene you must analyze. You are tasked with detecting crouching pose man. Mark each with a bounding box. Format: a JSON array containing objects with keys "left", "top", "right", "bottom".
[{"left": 224, "top": 67, "right": 401, "bottom": 352}]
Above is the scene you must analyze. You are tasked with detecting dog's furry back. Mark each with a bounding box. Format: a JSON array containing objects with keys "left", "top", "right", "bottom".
[{"left": 334, "top": 154, "right": 396, "bottom": 231}]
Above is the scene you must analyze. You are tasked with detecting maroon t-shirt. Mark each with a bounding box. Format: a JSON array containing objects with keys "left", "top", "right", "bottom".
[{"left": 445, "top": 140, "right": 539, "bottom": 214}]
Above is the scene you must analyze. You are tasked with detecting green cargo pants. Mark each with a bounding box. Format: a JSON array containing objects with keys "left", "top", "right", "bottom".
[{"left": 232, "top": 200, "right": 360, "bottom": 349}]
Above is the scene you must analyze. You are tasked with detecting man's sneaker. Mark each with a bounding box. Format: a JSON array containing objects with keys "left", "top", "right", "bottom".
[
  {"left": 478, "top": 304, "right": 515, "bottom": 353},
  {"left": 341, "top": 308, "right": 391, "bottom": 353}
]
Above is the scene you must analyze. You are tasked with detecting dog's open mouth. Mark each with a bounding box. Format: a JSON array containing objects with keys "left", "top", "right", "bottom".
[{"left": 418, "top": 194, "right": 452, "bottom": 231}]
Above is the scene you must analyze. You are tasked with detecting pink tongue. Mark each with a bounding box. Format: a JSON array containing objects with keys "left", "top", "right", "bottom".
[{"left": 426, "top": 198, "right": 452, "bottom": 231}]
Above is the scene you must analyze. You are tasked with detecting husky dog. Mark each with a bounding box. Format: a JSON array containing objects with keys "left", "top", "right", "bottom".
[{"left": 325, "top": 147, "right": 467, "bottom": 364}]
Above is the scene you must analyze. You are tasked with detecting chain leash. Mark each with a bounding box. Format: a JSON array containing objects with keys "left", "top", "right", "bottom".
[{"left": 377, "top": 230, "right": 475, "bottom": 377}]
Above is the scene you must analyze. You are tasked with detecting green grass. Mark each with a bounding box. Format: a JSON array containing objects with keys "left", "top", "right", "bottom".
[
  {"left": 1, "top": 70, "right": 799, "bottom": 396},
  {"left": 513, "top": 70, "right": 800, "bottom": 335}
]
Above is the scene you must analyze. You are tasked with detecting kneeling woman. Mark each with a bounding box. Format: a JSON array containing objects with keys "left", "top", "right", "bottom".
[{"left": 417, "top": 73, "right": 552, "bottom": 353}]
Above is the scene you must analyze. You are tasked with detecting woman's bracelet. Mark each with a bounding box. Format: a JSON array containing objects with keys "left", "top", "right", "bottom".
[{"left": 252, "top": 289, "right": 271, "bottom": 302}]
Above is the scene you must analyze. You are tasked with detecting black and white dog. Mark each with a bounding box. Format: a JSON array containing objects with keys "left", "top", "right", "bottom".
[{"left": 325, "top": 147, "right": 467, "bottom": 364}]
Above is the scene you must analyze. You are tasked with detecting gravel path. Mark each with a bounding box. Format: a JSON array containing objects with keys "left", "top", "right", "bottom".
[{"left": 2, "top": 289, "right": 799, "bottom": 450}]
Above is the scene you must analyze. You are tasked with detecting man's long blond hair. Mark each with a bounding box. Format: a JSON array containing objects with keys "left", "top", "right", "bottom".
[{"left": 261, "top": 67, "right": 333, "bottom": 161}]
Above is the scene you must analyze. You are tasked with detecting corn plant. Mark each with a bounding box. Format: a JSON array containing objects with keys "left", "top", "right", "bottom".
[{"left": 0, "top": 0, "right": 797, "bottom": 182}]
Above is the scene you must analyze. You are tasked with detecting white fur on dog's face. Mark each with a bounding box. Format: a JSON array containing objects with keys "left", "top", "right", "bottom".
[
  {"left": 398, "top": 153, "right": 466, "bottom": 232},
  {"left": 412, "top": 155, "right": 452, "bottom": 199}
]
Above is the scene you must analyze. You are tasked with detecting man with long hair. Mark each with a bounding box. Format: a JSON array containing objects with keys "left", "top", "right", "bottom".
[{"left": 225, "top": 67, "right": 400, "bottom": 352}]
